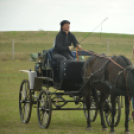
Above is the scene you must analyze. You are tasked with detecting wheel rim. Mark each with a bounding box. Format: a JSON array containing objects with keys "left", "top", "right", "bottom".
[
  {"left": 105, "top": 97, "right": 121, "bottom": 127},
  {"left": 19, "top": 80, "right": 32, "bottom": 123},
  {"left": 83, "top": 96, "right": 98, "bottom": 122},
  {"left": 37, "top": 90, "right": 52, "bottom": 128}
]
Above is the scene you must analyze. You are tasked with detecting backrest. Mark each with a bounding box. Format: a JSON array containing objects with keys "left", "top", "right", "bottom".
[
  {"left": 41, "top": 49, "right": 92, "bottom": 91},
  {"left": 43, "top": 49, "right": 57, "bottom": 67}
]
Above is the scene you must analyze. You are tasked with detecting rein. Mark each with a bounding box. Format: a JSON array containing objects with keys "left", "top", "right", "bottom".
[{"left": 77, "top": 47, "right": 125, "bottom": 69}]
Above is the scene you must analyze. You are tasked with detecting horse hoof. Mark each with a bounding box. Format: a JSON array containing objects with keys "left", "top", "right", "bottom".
[
  {"left": 87, "top": 127, "right": 92, "bottom": 130},
  {"left": 102, "top": 128, "right": 108, "bottom": 131},
  {"left": 125, "top": 132, "right": 131, "bottom": 134}
]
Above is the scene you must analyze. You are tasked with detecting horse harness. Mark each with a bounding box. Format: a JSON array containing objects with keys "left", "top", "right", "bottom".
[{"left": 85, "top": 55, "right": 133, "bottom": 99}]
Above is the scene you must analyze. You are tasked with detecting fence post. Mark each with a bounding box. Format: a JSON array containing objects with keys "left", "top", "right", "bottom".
[
  {"left": 107, "top": 38, "right": 109, "bottom": 56},
  {"left": 12, "top": 39, "right": 14, "bottom": 60}
]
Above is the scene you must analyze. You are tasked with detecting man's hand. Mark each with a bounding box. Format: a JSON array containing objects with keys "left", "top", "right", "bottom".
[{"left": 69, "top": 46, "right": 75, "bottom": 51}]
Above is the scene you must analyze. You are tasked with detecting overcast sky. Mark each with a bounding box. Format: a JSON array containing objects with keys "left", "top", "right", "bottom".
[{"left": 0, "top": 0, "right": 134, "bottom": 34}]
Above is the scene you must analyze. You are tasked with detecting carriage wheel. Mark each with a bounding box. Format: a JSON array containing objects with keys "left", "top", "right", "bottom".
[
  {"left": 37, "top": 89, "right": 52, "bottom": 129},
  {"left": 105, "top": 96, "right": 121, "bottom": 127},
  {"left": 83, "top": 96, "right": 98, "bottom": 122},
  {"left": 19, "top": 79, "right": 32, "bottom": 123}
]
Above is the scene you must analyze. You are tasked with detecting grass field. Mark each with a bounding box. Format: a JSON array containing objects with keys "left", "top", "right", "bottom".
[
  {"left": 0, "top": 31, "right": 134, "bottom": 134},
  {"left": 0, "top": 31, "right": 134, "bottom": 61}
]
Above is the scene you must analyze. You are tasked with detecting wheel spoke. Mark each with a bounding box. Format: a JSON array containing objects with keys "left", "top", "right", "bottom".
[
  {"left": 21, "top": 103, "right": 25, "bottom": 111},
  {"left": 26, "top": 91, "right": 30, "bottom": 99},
  {"left": 43, "top": 94, "right": 46, "bottom": 106},
  {"left": 23, "top": 104, "right": 26, "bottom": 120},
  {"left": 21, "top": 104, "right": 25, "bottom": 119},
  {"left": 44, "top": 112, "right": 49, "bottom": 124},
  {"left": 24, "top": 83, "right": 27, "bottom": 97},
  {"left": 40, "top": 112, "right": 44, "bottom": 124},
  {"left": 21, "top": 91, "right": 25, "bottom": 99},
  {"left": 25, "top": 103, "right": 30, "bottom": 119}
]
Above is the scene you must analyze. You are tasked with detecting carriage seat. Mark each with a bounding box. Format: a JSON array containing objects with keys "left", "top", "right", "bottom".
[
  {"left": 41, "top": 49, "right": 81, "bottom": 90},
  {"left": 41, "top": 49, "right": 93, "bottom": 90},
  {"left": 43, "top": 48, "right": 76, "bottom": 68},
  {"left": 42, "top": 48, "right": 93, "bottom": 68}
]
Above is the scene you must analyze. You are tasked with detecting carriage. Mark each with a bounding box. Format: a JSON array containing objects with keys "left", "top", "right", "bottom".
[{"left": 19, "top": 49, "right": 122, "bottom": 129}]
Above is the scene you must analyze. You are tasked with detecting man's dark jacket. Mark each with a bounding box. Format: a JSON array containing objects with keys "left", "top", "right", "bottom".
[{"left": 53, "top": 31, "right": 79, "bottom": 54}]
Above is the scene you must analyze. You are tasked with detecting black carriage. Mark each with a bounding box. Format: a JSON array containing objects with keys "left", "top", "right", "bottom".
[{"left": 19, "top": 49, "right": 122, "bottom": 129}]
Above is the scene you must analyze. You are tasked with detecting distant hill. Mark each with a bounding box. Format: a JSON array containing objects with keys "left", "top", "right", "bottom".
[{"left": 0, "top": 31, "right": 134, "bottom": 61}]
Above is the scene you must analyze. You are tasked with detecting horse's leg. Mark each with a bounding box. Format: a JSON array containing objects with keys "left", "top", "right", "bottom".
[
  {"left": 92, "top": 88, "right": 99, "bottom": 108},
  {"left": 110, "top": 94, "right": 116, "bottom": 133},
  {"left": 86, "top": 89, "right": 92, "bottom": 130},
  {"left": 124, "top": 96, "right": 131, "bottom": 134},
  {"left": 99, "top": 93, "right": 108, "bottom": 131}
]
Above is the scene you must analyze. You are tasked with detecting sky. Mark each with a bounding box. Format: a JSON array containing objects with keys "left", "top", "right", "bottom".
[{"left": 0, "top": 0, "right": 134, "bottom": 34}]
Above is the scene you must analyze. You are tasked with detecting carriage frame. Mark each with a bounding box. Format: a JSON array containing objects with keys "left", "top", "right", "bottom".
[{"left": 19, "top": 50, "right": 122, "bottom": 129}]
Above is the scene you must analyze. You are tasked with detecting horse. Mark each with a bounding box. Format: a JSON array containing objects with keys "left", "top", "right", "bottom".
[{"left": 83, "top": 54, "right": 134, "bottom": 134}]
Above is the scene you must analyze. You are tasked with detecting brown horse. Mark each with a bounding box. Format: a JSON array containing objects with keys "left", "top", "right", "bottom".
[{"left": 83, "top": 54, "right": 134, "bottom": 134}]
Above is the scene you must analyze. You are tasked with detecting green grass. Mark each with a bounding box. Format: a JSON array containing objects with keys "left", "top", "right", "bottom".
[
  {"left": 0, "top": 61, "right": 134, "bottom": 134},
  {"left": 1, "top": 31, "right": 134, "bottom": 134}
]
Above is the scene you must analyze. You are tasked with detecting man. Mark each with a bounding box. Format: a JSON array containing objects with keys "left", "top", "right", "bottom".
[{"left": 52, "top": 20, "right": 82, "bottom": 61}]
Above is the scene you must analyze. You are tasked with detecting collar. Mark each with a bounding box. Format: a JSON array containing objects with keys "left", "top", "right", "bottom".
[{"left": 61, "top": 30, "right": 70, "bottom": 35}]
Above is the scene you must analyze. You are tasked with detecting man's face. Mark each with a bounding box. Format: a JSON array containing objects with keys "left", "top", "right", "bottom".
[{"left": 62, "top": 23, "right": 70, "bottom": 31}]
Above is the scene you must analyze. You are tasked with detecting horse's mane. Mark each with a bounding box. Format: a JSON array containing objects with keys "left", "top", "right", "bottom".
[{"left": 118, "top": 55, "right": 132, "bottom": 67}]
